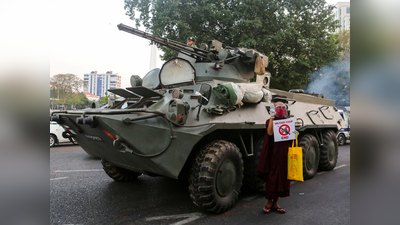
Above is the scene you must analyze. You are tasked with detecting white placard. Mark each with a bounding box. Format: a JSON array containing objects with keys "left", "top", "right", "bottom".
[{"left": 273, "top": 118, "right": 296, "bottom": 142}]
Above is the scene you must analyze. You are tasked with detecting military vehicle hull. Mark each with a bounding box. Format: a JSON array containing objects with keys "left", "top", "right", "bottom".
[
  {"left": 51, "top": 23, "right": 343, "bottom": 214},
  {"left": 53, "top": 80, "right": 342, "bottom": 211}
]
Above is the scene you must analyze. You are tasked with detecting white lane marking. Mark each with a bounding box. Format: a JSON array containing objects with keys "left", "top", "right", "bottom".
[
  {"left": 50, "top": 177, "right": 69, "bottom": 181},
  {"left": 317, "top": 164, "right": 347, "bottom": 175},
  {"left": 145, "top": 212, "right": 205, "bottom": 225},
  {"left": 333, "top": 164, "right": 347, "bottom": 170},
  {"left": 55, "top": 169, "right": 103, "bottom": 172}
]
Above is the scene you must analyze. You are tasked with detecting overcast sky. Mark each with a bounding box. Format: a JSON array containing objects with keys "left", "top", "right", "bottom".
[
  {"left": 49, "top": 0, "right": 165, "bottom": 88},
  {"left": 48, "top": 0, "right": 349, "bottom": 89}
]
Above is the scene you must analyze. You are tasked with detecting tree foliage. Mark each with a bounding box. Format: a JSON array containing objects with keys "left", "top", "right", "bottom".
[
  {"left": 124, "top": 0, "right": 341, "bottom": 90},
  {"left": 50, "top": 74, "right": 88, "bottom": 109},
  {"left": 305, "top": 29, "right": 350, "bottom": 106},
  {"left": 99, "top": 92, "right": 110, "bottom": 105},
  {"left": 337, "top": 29, "right": 350, "bottom": 60}
]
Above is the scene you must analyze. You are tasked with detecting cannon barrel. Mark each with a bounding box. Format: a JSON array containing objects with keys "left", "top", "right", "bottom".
[{"left": 117, "top": 23, "right": 210, "bottom": 59}]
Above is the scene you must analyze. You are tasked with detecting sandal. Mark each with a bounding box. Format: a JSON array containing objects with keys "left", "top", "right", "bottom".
[
  {"left": 273, "top": 206, "right": 286, "bottom": 214},
  {"left": 263, "top": 206, "right": 272, "bottom": 213}
]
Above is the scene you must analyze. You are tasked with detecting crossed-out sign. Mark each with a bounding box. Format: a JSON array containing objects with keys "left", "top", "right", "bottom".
[
  {"left": 279, "top": 124, "right": 290, "bottom": 136},
  {"left": 273, "top": 118, "right": 295, "bottom": 142}
]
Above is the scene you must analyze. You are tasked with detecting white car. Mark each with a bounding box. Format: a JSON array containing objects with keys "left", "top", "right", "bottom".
[
  {"left": 50, "top": 121, "right": 73, "bottom": 147},
  {"left": 337, "top": 109, "right": 350, "bottom": 146}
]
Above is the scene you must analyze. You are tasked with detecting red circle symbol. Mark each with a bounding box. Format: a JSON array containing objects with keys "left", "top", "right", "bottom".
[{"left": 279, "top": 124, "right": 290, "bottom": 135}]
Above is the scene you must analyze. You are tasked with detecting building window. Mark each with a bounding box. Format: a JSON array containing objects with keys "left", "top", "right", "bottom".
[
  {"left": 97, "top": 77, "right": 103, "bottom": 97},
  {"left": 346, "top": 7, "right": 350, "bottom": 14}
]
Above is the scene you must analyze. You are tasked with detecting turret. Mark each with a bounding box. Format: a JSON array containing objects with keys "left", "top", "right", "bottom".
[{"left": 117, "top": 23, "right": 268, "bottom": 83}]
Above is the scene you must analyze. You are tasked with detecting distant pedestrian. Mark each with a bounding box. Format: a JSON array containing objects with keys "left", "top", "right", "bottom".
[{"left": 256, "top": 101, "right": 290, "bottom": 213}]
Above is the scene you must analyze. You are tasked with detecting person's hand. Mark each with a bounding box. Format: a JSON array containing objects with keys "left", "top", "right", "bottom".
[{"left": 270, "top": 105, "right": 276, "bottom": 118}]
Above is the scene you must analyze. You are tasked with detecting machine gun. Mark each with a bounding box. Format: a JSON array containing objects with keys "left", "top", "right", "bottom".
[
  {"left": 117, "top": 23, "right": 212, "bottom": 60},
  {"left": 117, "top": 23, "right": 269, "bottom": 79}
]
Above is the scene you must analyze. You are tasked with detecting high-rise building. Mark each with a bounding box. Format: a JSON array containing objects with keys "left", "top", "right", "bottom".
[
  {"left": 334, "top": 2, "right": 350, "bottom": 32},
  {"left": 83, "top": 71, "right": 121, "bottom": 98}
]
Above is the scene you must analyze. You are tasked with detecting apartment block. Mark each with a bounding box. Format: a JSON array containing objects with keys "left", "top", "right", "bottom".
[
  {"left": 83, "top": 71, "right": 121, "bottom": 98},
  {"left": 334, "top": 2, "right": 350, "bottom": 32}
]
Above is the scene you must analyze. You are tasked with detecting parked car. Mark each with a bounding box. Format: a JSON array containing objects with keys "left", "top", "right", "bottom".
[
  {"left": 337, "top": 107, "right": 350, "bottom": 146},
  {"left": 50, "top": 121, "right": 73, "bottom": 147}
]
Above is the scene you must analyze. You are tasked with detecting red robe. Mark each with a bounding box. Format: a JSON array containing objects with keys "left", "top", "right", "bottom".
[{"left": 256, "top": 118, "right": 291, "bottom": 199}]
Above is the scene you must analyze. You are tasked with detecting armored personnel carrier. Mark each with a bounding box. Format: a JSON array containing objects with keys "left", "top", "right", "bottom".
[{"left": 51, "top": 24, "right": 343, "bottom": 214}]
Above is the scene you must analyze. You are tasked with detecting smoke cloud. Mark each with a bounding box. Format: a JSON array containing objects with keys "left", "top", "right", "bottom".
[{"left": 304, "top": 59, "right": 350, "bottom": 106}]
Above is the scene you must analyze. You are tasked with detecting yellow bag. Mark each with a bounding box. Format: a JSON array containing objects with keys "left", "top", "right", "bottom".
[{"left": 287, "top": 133, "right": 304, "bottom": 182}]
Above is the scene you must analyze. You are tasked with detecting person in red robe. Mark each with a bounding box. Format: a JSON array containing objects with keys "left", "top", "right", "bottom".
[{"left": 257, "top": 101, "right": 291, "bottom": 213}]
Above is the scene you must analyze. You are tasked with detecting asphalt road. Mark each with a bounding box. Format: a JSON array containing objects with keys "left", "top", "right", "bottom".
[{"left": 50, "top": 141, "right": 350, "bottom": 225}]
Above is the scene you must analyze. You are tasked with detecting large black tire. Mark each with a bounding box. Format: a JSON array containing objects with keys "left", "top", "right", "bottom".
[
  {"left": 337, "top": 133, "right": 346, "bottom": 146},
  {"left": 319, "top": 130, "right": 339, "bottom": 171},
  {"left": 299, "top": 134, "right": 320, "bottom": 180},
  {"left": 101, "top": 159, "right": 141, "bottom": 182},
  {"left": 50, "top": 134, "right": 57, "bottom": 147},
  {"left": 189, "top": 140, "right": 244, "bottom": 214},
  {"left": 243, "top": 137, "right": 265, "bottom": 192}
]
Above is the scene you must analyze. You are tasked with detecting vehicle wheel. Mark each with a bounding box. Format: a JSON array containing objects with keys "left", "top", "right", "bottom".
[
  {"left": 189, "top": 140, "right": 244, "bottom": 214},
  {"left": 243, "top": 137, "right": 265, "bottom": 192},
  {"left": 50, "top": 134, "right": 57, "bottom": 147},
  {"left": 338, "top": 133, "right": 346, "bottom": 146},
  {"left": 101, "top": 159, "right": 141, "bottom": 182},
  {"left": 319, "top": 130, "right": 339, "bottom": 171},
  {"left": 299, "top": 134, "right": 320, "bottom": 180}
]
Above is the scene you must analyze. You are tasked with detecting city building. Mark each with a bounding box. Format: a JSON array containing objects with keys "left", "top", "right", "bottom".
[
  {"left": 83, "top": 71, "right": 121, "bottom": 97},
  {"left": 334, "top": 2, "right": 350, "bottom": 32},
  {"left": 82, "top": 92, "right": 100, "bottom": 101}
]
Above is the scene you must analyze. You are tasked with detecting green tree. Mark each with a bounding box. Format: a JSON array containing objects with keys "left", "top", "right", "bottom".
[
  {"left": 50, "top": 74, "right": 84, "bottom": 109},
  {"left": 99, "top": 92, "right": 110, "bottom": 105},
  {"left": 305, "top": 29, "right": 350, "bottom": 106},
  {"left": 70, "top": 92, "right": 91, "bottom": 109},
  {"left": 125, "top": 0, "right": 341, "bottom": 90},
  {"left": 337, "top": 29, "right": 350, "bottom": 60}
]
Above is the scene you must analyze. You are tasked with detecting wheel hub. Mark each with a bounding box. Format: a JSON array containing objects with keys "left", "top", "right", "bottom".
[
  {"left": 327, "top": 141, "right": 335, "bottom": 161},
  {"left": 50, "top": 136, "right": 55, "bottom": 146},
  {"left": 216, "top": 159, "right": 236, "bottom": 197},
  {"left": 306, "top": 146, "right": 316, "bottom": 170},
  {"left": 338, "top": 135, "right": 345, "bottom": 145}
]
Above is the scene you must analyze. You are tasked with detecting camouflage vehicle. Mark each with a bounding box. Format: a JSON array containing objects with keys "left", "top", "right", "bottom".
[{"left": 51, "top": 24, "right": 343, "bottom": 214}]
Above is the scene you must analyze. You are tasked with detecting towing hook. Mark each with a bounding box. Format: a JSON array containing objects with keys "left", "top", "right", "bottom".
[
  {"left": 113, "top": 136, "right": 133, "bottom": 154},
  {"left": 62, "top": 131, "right": 75, "bottom": 139}
]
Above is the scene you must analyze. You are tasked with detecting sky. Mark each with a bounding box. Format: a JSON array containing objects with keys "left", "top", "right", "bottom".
[
  {"left": 48, "top": 0, "right": 349, "bottom": 89},
  {"left": 50, "top": 0, "right": 165, "bottom": 88}
]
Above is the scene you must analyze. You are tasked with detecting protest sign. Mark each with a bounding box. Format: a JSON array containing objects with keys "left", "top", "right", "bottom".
[{"left": 273, "top": 118, "right": 296, "bottom": 142}]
